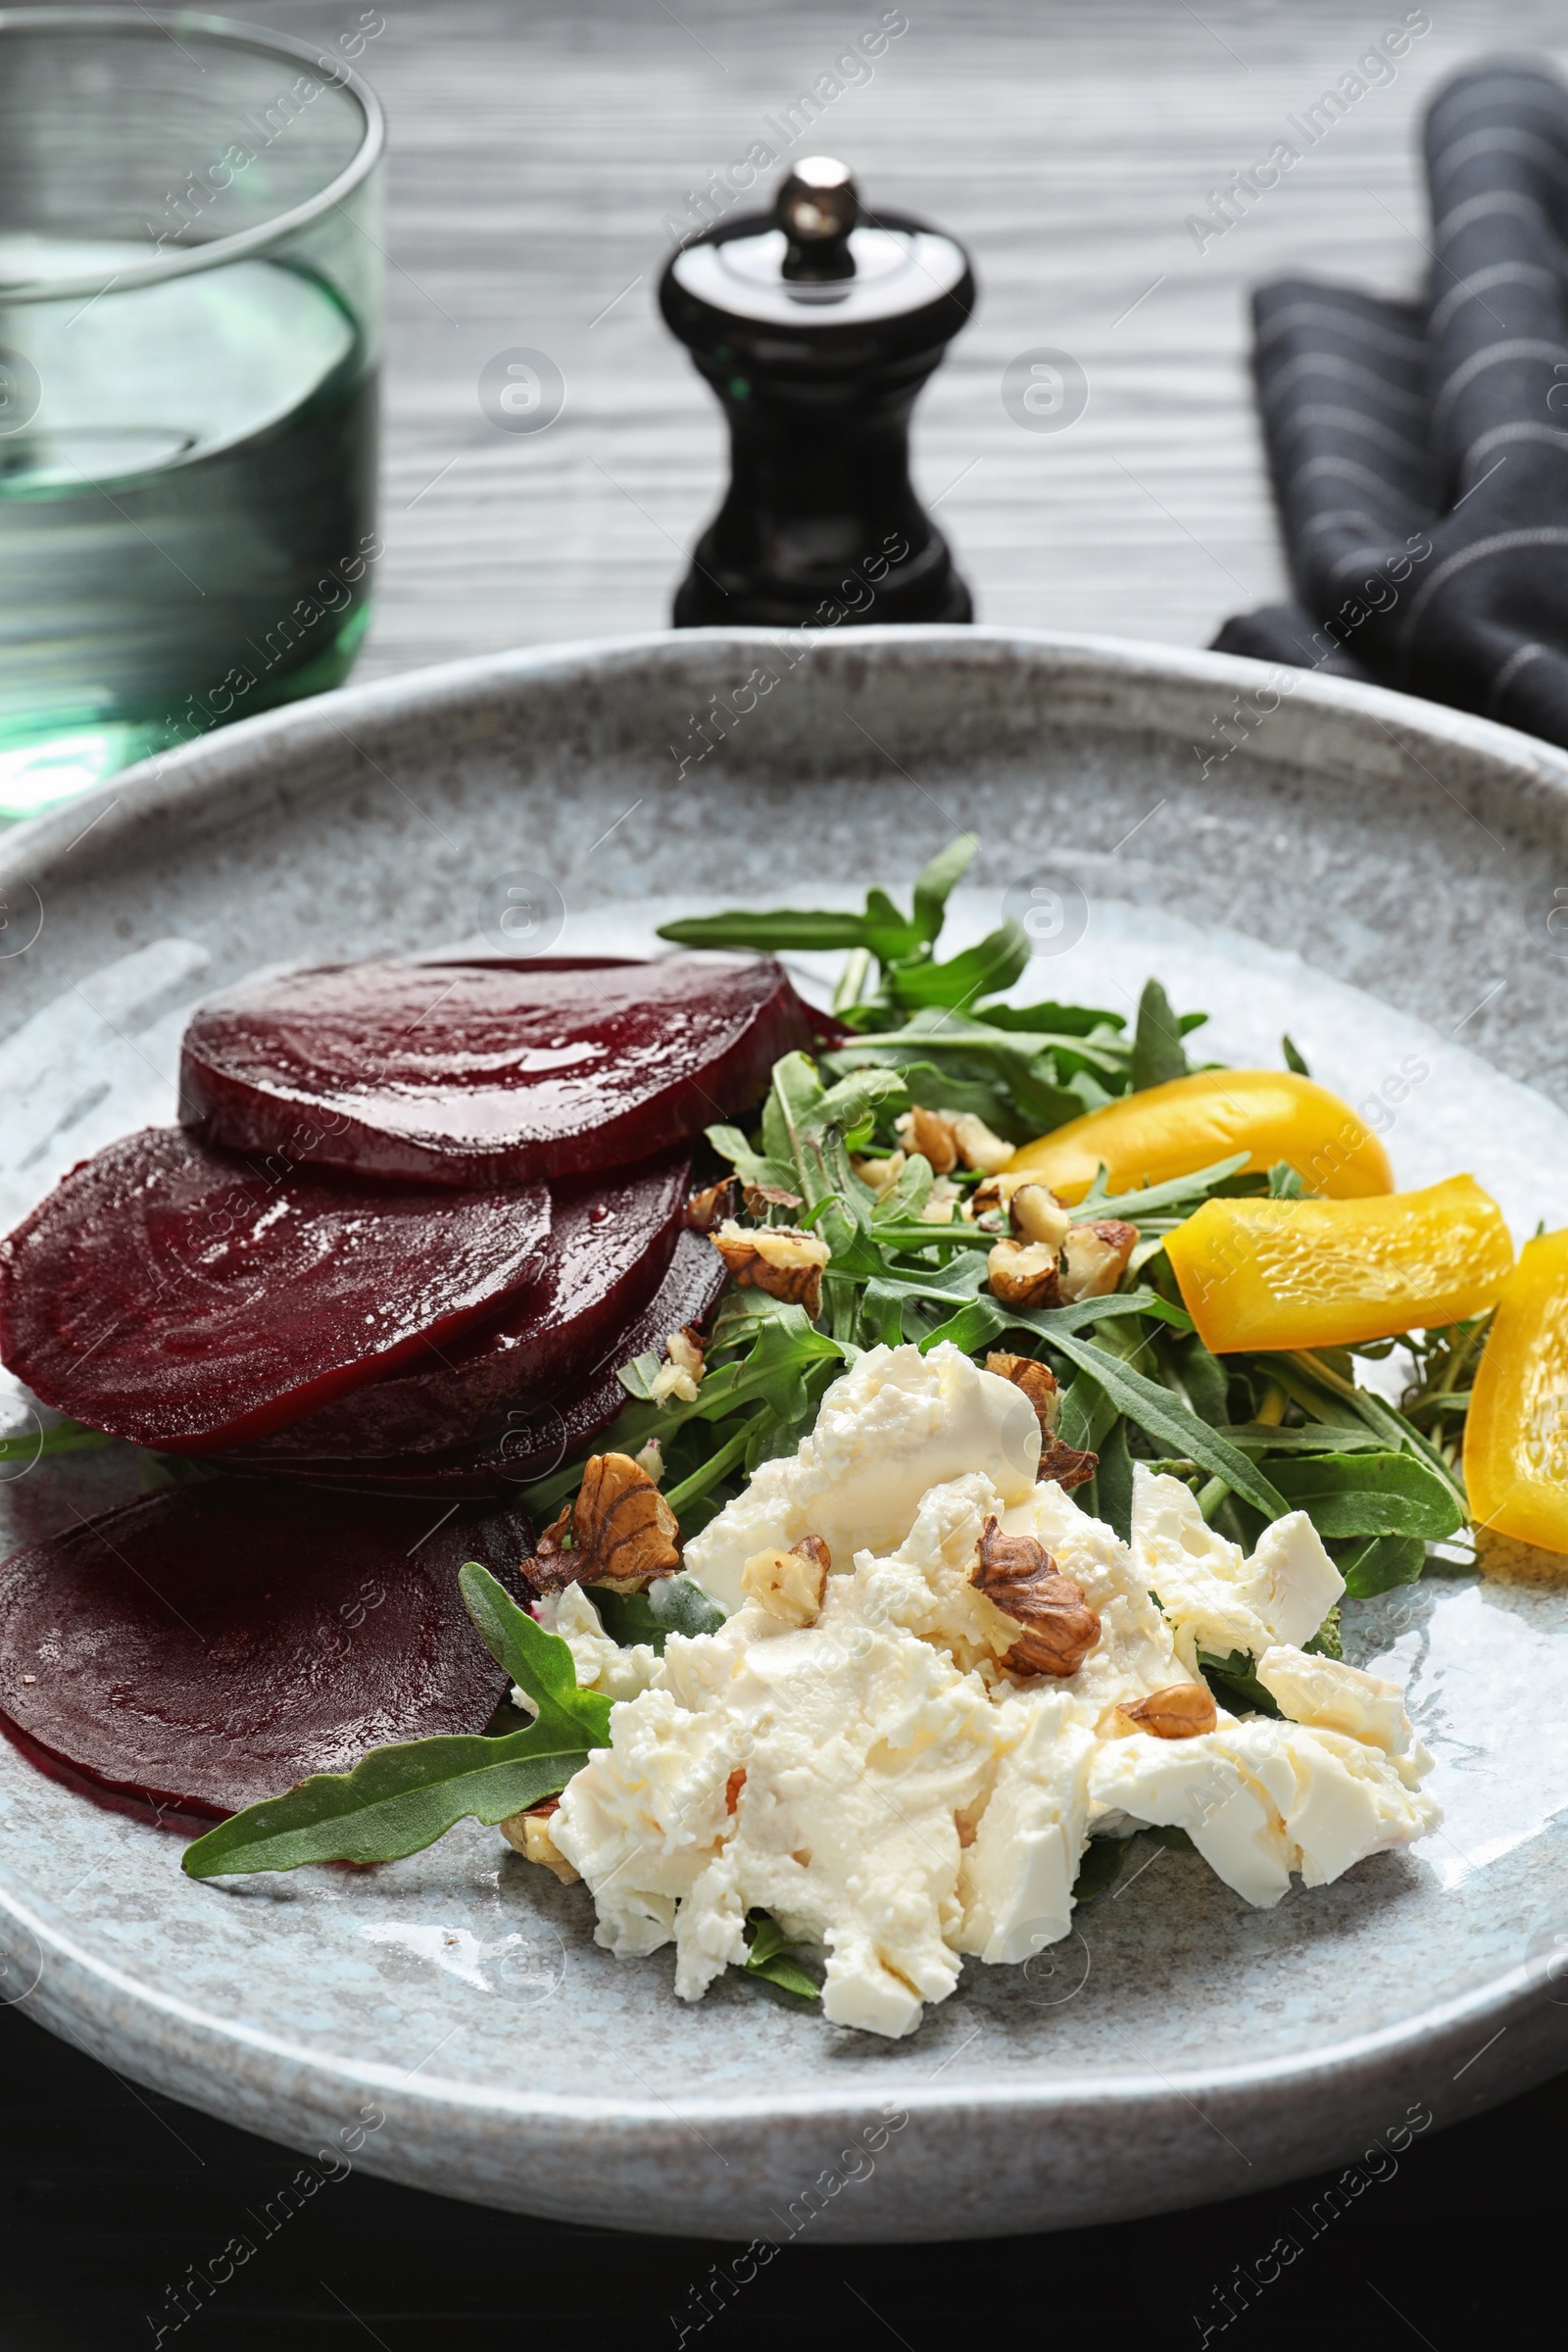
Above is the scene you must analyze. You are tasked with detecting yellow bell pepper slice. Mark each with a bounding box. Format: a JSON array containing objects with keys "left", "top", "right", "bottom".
[
  {"left": 1004, "top": 1069, "right": 1394, "bottom": 1203},
  {"left": 1163, "top": 1174, "right": 1514, "bottom": 1354},
  {"left": 1465, "top": 1228, "right": 1568, "bottom": 1553}
]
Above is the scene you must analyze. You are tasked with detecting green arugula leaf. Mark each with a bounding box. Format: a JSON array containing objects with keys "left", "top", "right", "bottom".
[
  {"left": 887, "top": 921, "right": 1029, "bottom": 1012},
  {"left": 0, "top": 1418, "right": 120, "bottom": 1464},
  {"left": 1266, "top": 1452, "right": 1464, "bottom": 1542},
  {"left": 742, "top": 1910, "right": 821, "bottom": 2001},
  {"left": 1072, "top": 1834, "right": 1136, "bottom": 1903},
  {"left": 1282, "top": 1034, "right": 1310, "bottom": 1076},
  {"left": 975, "top": 1000, "right": 1126, "bottom": 1039},
  {"left": 657, "top": 908, "right": 869, "bottom": 952},
  {"left": 911, "top": 833, "right": 980, "bottom": 943},
  {"left": 1198, "top": 1646, "right": 1283, "bottom": 1718},
  {"left": 593, "top": 1574, "right": 726, "bottom": 1653},
  {"left": 1131, "top": 978, "right": 1188, "bottom": 1091},
  {"left": 1337, "top": 1535, "right": 1429, "bottom": 1597},
  {"left": 1048, "top": 1331, "right": 1289, "bottom": 1519},
  {"left": 182, "top": 1567, "right": 612, "bottom": 1878},
  {"left": 1087, "top": 1154, "right": 1251, "bottom": 1220},
  {"left": 704, "top": 1122, "right": 798, "bottom": 1197}
]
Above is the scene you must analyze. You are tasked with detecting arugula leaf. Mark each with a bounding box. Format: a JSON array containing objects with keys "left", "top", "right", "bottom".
[
  {"left": 911, "top": 832, "right": 980, "bottom": 943},
  {"left": 1087, "top": 1154, "right": 1251, "bottom": 1220},
  {"left": 1048, "top": 1331, "right": 1289, "bottom": 1519},
  {"left": 0, "top": 1418, "right": 119, "bottom": 1464},
  {"left": 1337, "top": 1534, "right": 1430, "bottom": 1597},
  {"left": 1282, "top": 1034, "right": 1310, "bottom": 1076},
  {"left": 704, "top": 1122, "right": 797, "bottom": 1197},
  {"left": 1198, "top": 1647, "right": 1283, "bottom": 1718},
  {"left": 742, "top": 1910, "right": 821, "bottom": 2001},
  {"left": 1266, "top": 1452, "right": 1464, "bottom": 1542},
  {"left": 658, "top": 908, "right": 869, "bottom": 952},
  {"left": 1072, "top": 1834, "right": 1135, "bottom": 1903},
  {"left": 1131, "top": 978, "right": 1188, "bottom": 1091},
  {"left": 593, "top": 1574, "right": 726, "bottom": 1653},
  {"left": 887, "top": 921, "right": 1029, "bottom": 1012},
  {"left": 181, "top": 1569, "right": 611, "bottom": 1878}
]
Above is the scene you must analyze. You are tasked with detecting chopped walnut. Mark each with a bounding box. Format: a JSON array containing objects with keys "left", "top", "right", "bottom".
[
  {"left": 851, "top": 1148, "right": 906, "bottom": 1199},
  {"left": 968, "top": 1170, "right": 1030, "bottom": 1219},
  {"left": 985, "top": 1350, "right": 1060, "bottom": 1436},
  {"left": 1119, "top": 1682, "right": 1217, "bottom": 1740},
  {"left": 896, "top": 1104, "right": 959, "bottom": 1175},
  {"left": 1057, "top": 1219, "right": 1138, "bottom": 1303},
  {"left": 532, "top": 1451, "right": 681, "bottom": 1595},
  {"left": 1011, "top": 1182, "right": 1073, "bottom": 1252},
  {"left": 1037, "top": 1434, "right": 1100, "bottom": 1492},
  {"left": 741, "top": 1533, "right": 832, "bottom": 1627},
  {"left": 500, "top": 1797, "right": 581, "bottom": 1885},
  {"left": 725, "top": 1767, "right": 747, "bottom": 1813},
  {"left": 986, "top": 1237, "right": 1061, "bottom": 1308},
  {"left": 633, "top": 1436, "right": 665, "bottom": 1486},
  {"left": 971, "top": 1516, "right": 1101, "bottom": 1678},
  {"left": 711, "top": 1218, "right": 830, "bottom": 1318},
  {"left": 919, "top": 1176, "right": 962, "bottom": 1224},
  {"left": 685, "top": 1177, "right": 736, "bottom": 1233},
  {"left": 649, "top": 1324, "right": 707, "bottom": 1406},
  {"left": 743, "top": 1180, "right": 805, "bottom": 1214},
  {"left": 896, "top": 1104, "right": 1013, "bottom": 1177}
]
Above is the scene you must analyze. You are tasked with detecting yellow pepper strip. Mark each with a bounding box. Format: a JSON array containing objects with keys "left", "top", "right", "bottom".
[
  {"left": 1465, "top": 1228, "right": 1568, "bottom": 1553},
  {"left": 1004, "top": 1069, "right": 1395, "bottom": 1203},
  {"left": 1163, "top": 1174, "right": 1514, "bottom": 1355}
]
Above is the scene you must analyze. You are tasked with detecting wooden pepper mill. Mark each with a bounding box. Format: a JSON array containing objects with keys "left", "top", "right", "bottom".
[{"left": 659, "top": 157, "right": 976, "bottom": 627}]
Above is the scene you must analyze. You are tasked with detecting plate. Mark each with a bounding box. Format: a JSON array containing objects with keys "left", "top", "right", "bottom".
[{"left": 1, "top": 625, "right": 1567, "bottom": 2242}]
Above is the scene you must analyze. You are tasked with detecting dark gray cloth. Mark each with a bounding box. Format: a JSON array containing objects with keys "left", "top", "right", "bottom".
[{"left": 1214, "top": 55, "right": 1568, "bottom": 746}]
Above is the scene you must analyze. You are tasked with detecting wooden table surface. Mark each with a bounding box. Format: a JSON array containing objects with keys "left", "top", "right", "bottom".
[
  {"left": 9, "top": 5, "right": 1568, "bottom": 2342},
  {"left": 243, "top": 0, "right": 1568, "bottom": 677}
]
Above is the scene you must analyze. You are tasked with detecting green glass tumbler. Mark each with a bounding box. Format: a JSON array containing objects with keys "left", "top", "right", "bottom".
[{"left": 0, "top": 7, "right": 384, "bottom": 819}]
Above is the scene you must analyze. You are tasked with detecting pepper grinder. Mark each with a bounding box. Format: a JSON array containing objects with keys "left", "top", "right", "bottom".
[{"left": 659, "top": 157, "right": 976, "bottom": 628}]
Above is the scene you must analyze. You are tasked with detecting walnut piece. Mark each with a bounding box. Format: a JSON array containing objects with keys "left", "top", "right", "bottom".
[
  {"left": 685, "top": 1177, "right": 736, "bottom": 1233},
  {"left": 711, "top": 1218, "right": 830, "bottom": 1318},
  {"left": 725, "top": 1767, "right": 747, "bottom": 1814},
  {"left": 971, "top": 1516, "right": 1101, "bottom": 1678},
  {"left": 1037, "top": 1434, "right": 1100, "bottom": 1492},
  {"left": 649, "top": 1323, "right": 706, "bottom": 1406},
  {"left": 896, "top": 1104, "right": 958, "bottom": 1175},
  {"left": 1057, "top": 1219, "right": 1138, "bottom": 1303},
  {"left": 919, "top": 1176, "right": 962, "bottom": 1224},
  {"left": 525, "top": 1451, "right": 682, "bottom": 1595},
  {"left": 1011, "top": 1182, "right": 1073, "bottom": 1251},
  {"left": 851, "top": 1148, "right": 906, "bottom": 1198},
  {"left": 500, "top": 1796, "right": 581, "bottom": 1885},
  {"left": 741, "top": 1533, "right": 832, "bottom": 1627},
  {"left": 985, "top": 1350, "right": 1060, "bottom": 1435},
  {"left": 986, "top": 1237, "right": 1061, "bottom": 1308},
  {"left": 1119, "top": 1682, "right": 1217, "bottom": 1740},
  {"left": 896, "top": 1104, "right": 1013, "bottom": 1176},
  {"left": 743, "top": 1180, "right": 805, "bottom": 1214}
]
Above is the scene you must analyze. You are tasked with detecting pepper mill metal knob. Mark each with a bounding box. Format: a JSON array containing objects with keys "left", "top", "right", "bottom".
[{"left": 659, "top": 158, "right": 976, "bottom": 628}]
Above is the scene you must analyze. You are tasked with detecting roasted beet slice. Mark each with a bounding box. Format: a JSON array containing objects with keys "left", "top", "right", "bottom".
[
  {"left": 227, "top": 1155, "right": 691, "bottom": 1464},
  {"left": 0, "top": 1128, "right": 552, "bottom": 1453},
  {"left": 179, "top": 953, "right": 815, "bottom": 1187},
  {"left": 221, "top": 1228, "right": 728, "bottom": 1498},
  {"left": 0, "top": 1483, "right": 528, "bottom": 1826}
]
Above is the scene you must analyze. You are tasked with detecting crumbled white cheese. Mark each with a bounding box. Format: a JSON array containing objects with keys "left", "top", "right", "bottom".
[
  {"left": 551, "top": 1361, "right": 1439, "bottom": 2038},
  {"left": 1129, "top": 1463, "right": 1345, "bottom": 1671},
  {"left": 1256, "top": 1642, "right": 1430, "bottom": 1782},
  {"left": 681, "top": 1342, "right": 1041, "bottom": 1615},
  {"left": 518, "top": 1583, "right": 660, "bottom": 1708}
]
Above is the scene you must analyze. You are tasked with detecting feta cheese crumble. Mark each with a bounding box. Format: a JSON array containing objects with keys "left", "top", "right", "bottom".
[{"left": 550, "top": 1344, "right": 1440, "bottom": 2037}]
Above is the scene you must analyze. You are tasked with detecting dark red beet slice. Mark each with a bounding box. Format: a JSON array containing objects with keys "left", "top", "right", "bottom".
[
  {"left": 0, "top": 1482, "right": 529, "bottom": 1826},
  {"left": 226, "top": 1154, "right": 692, "bottom": 1464},
  {"left": 221, "top": 1228, "right": 728, "bottom": 1499},
  {"left": 179, "top": 953, "right": 816, "bottom": 1187},
  {"left": 0, "top": 1128, "right": 552, "bottom": 1453}
]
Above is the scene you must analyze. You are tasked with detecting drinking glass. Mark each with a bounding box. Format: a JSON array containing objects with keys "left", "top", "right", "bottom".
[{"left": 0, "top": 7, "right": 384, "bottom": 818}]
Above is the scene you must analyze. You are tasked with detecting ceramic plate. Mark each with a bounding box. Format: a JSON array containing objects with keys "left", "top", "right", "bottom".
[{"left": 1, "top": 627, "right": 1567, "bottom": 2241}]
